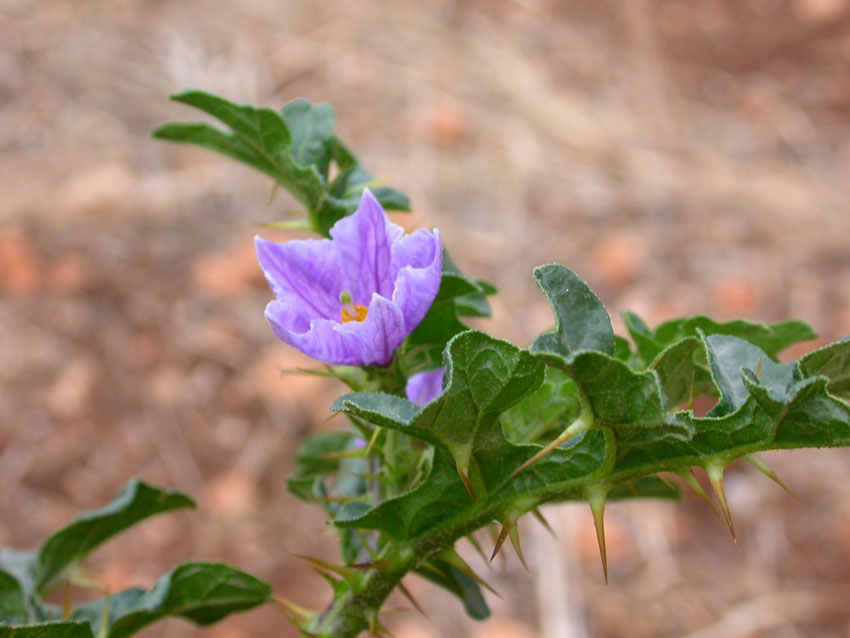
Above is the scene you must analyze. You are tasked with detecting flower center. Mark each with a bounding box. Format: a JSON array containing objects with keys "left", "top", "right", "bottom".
[{"left": 340, "top": 290, "right": 368, "bottom": 323}]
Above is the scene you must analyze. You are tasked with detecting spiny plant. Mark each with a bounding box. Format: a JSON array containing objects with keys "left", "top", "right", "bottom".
[
  {"left": 149, "top": 89, "right": 850, "bottom": 637},
  {"left": 0, "top": 479, "right": 271, "bottom": 638},
  {"left": 16, "top": 89, "right": 846, "bottom": 638}
]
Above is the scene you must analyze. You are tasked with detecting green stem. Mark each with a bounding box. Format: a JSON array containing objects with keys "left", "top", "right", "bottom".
[
  {"left": 309, "top": 424, "right": 814, "bottom": 637},
  {"left": 309, "top": 506, "right": 500, "bottom": 637}
]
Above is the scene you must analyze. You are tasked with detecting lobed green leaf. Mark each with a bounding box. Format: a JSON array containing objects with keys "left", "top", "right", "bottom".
[
  {"left": 530, "top": 265, "right": 614, "bottom": 359},
  {"left": 336, "top": 331, "right": 544, "bottom": 481},
  {"left": 624, "top": 311, "right": 817, "bottom": 367},
  {"left": 798, "top": 338, "right": 850, "bottom": 399}
]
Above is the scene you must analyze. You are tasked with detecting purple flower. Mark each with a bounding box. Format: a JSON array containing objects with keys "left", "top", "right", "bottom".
[
  {"left": 405, "top": 367, "right": 445, "bottom": 406},
  {"left": 255, "top": 189, "right": 442, "bottom": 366}
]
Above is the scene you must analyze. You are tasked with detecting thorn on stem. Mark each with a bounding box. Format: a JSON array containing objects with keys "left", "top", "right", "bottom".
[
  {"left": 510, "top": 422, "right": 585, "bottom": 479},
  {"left": 443, "top": 549, "right": 502, "bottom": 598},
  {"left": 677, "top": 469, "right": 722, "bottom": 520},
  {"left": 657, "top": 473, "right": 677, "bottom": 490},
  {"left": 706, "top": 463, "right": 736, "bottom": 543},
  {"left": 508, "top": 524, "right": 529, "bottom": 571},
  {"left": 489, "top": 520, "right": 514, "bottom": 563},
  {"left": 398, "top": 582, "right": 427, "bottom": 618},
  {"left": 273, "top": 595, "right": 314, "bottom": 621},
  {"left": 466, "top": 533, "right": 491, "bottom": 568},
  {"left": 745, "top": 454, "right": 802, "bottom": 503},
  {"left": 532, "top": 508, "right": 556, "bottom": 538},
  {"left": 456, "top": 463, "right": 478, "bottom": 502},
  {"left": 587, "top": 488, "right": 609, "bottom": 584},
  {"left": 364, "top": 425, "right": 382, "bottom": 456}
]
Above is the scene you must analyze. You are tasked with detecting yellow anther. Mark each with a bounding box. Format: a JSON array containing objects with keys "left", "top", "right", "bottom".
[
  {"left": 339, "top": 290, "right": 368, "bottom": 323},
  {"left": 341, "top": 304, "right": 368, "bottom": 323}
]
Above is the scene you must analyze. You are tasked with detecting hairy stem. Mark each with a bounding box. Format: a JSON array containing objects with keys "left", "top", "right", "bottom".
[
  {"left": 310, "top": 507, "right": 499, "bottom": 637},
  {"left": 309, "top": 423, "right": 828, "bottom": 638}
]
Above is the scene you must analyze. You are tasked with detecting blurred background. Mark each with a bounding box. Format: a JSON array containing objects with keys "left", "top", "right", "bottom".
[{"left": 3, "top": 1, "right": 850, "bottom": 636}]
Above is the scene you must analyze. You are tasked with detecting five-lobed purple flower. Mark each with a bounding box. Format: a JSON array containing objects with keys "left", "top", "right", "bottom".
[
  {"left": 405, "top": 367, "right": 445, "bottom": 406},
  {"left": 255, "top": 189, "right": 442, "bottom": 366}
]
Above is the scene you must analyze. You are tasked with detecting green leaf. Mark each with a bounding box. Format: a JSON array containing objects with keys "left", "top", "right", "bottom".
[
  {"left": 0, "top": 550, "right": 37, "bottom": 605},
  {"left": 335, "top": 331, "right": 544, "bottom": 478},
  {"left": 702, "top": 334, "right": 800, "bottom": 417},
  {"left": 154, "top": 91, "right": 331, "bottom": 228},
  {"left": 614, "top": 334, "right": 850, "bottom": 479},
  {"left": 293, "top": 431, "right": 358, "bottom": 476},
  {"left": 414, "top": 559, "right": 490, "bottom": 621},
  {"left": 327, "top": 140, "right": 410, "bottom": 212},
  {"left": 649, "top": 337, "right": 716, "bottom": 408},
  {"left": 286, "top": 475, "right": 325, "bottom": 503},
  {"left": 152, "top": 123, "right": 282, "bottom": 180},
  {"left": 622, "top": 311, "right": 660, "bottom": 365},
  {"left": 287, "top": 433, "right": 370, "bottom": 566},
  {"left": 657, "top": 317, "right": 816, "bottom": 357},
  {"left": 442, "top": 250, "right": 493, "bottom": 319},
  {"left": 624, "top": 312, "right": 817, "bottom": 366},
  {"left": 404, "top": 273, "right": 480, "bottom": 371},
  {"left": 170, "top": 90, "right": 290, "bottom": 152},
  {"left": 404, "top": 250, "right": 494, "bottom": 371},
  {"left": 368, "top": 187, "right": 411, "bottom": 212},
  {"left": 613, "top": 336, "right": 634, "bottom": 363},
  {"left": 335, "top": 427, "right": 613, "bottom": 541},
  {"left": 530, "top": 264, "right": 615, "bottom": 360},
  {"left": 500, "top": 367, "right": 581, "bottom": 445},
  {"left": 334, "top": 450, "right": 469, "bottom": 540},
  {"left": 70, "top": 563, "right": 271, "bottom": 638},
  {"left": 280, "top": 99, "right": 336, "bottom": 177},
  {"left": 154, "top": 91, "right": 411, "bottom": 236},
  {"left": 799, "top": 337, "right": 850, "bottom": 399},
  {"left": 36, "top": 480, "right": 195, "bottom": 592},
  {"left": 0, "top": 622, "right": 94, "bottom": 638},
  {"left": 0, "top": 569, "right": 27, "bottom": 625},
  {"left": 566, "top": 351, "right": 677, "bottom": 430}
]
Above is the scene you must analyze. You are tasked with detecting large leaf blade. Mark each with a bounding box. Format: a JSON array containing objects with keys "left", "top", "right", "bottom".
[
  {"left": 0, "top": 570, "right": 27, "bottom": 626},
  {"left": 36, "top": 480, "right": 194, "bottom": 592},
  {"left": 170, "top": 89, "right": 291, "bottom": 154},
  {"left": 0, "top": 622, "right": 94, "bottom": 638},
  {"left": 70, "top": 563, "right": 271, "bottom": 638}
]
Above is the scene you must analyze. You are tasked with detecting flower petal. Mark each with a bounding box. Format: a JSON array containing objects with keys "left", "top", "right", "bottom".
[
  {"left": 405, "top": 367, "right": 445, "bottom": 406},
  {"left": 265, "top": 299, "right": 366, "bottom": 365},
  {"left": 264, "top": 293, "right": 406, "bottom": 366},
  {"left": 329, "top": 189, "right": 403, "bottom": 304},
  {"left": 354, "top": 293, "right": 408, "bottom": 366},
  {"left": 255, "top": 235, "right": 343, "bottom": 320},
  {"left": 391, "top": 229, "right": 443, "bottom": 331}
]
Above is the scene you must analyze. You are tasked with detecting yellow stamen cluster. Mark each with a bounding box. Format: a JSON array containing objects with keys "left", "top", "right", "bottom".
[
  {"left": 339, "top": 290, "right": 368, "bottom": 323},
  {"left": 341, "top": 304, "right": 368, "bottom": 323}
]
